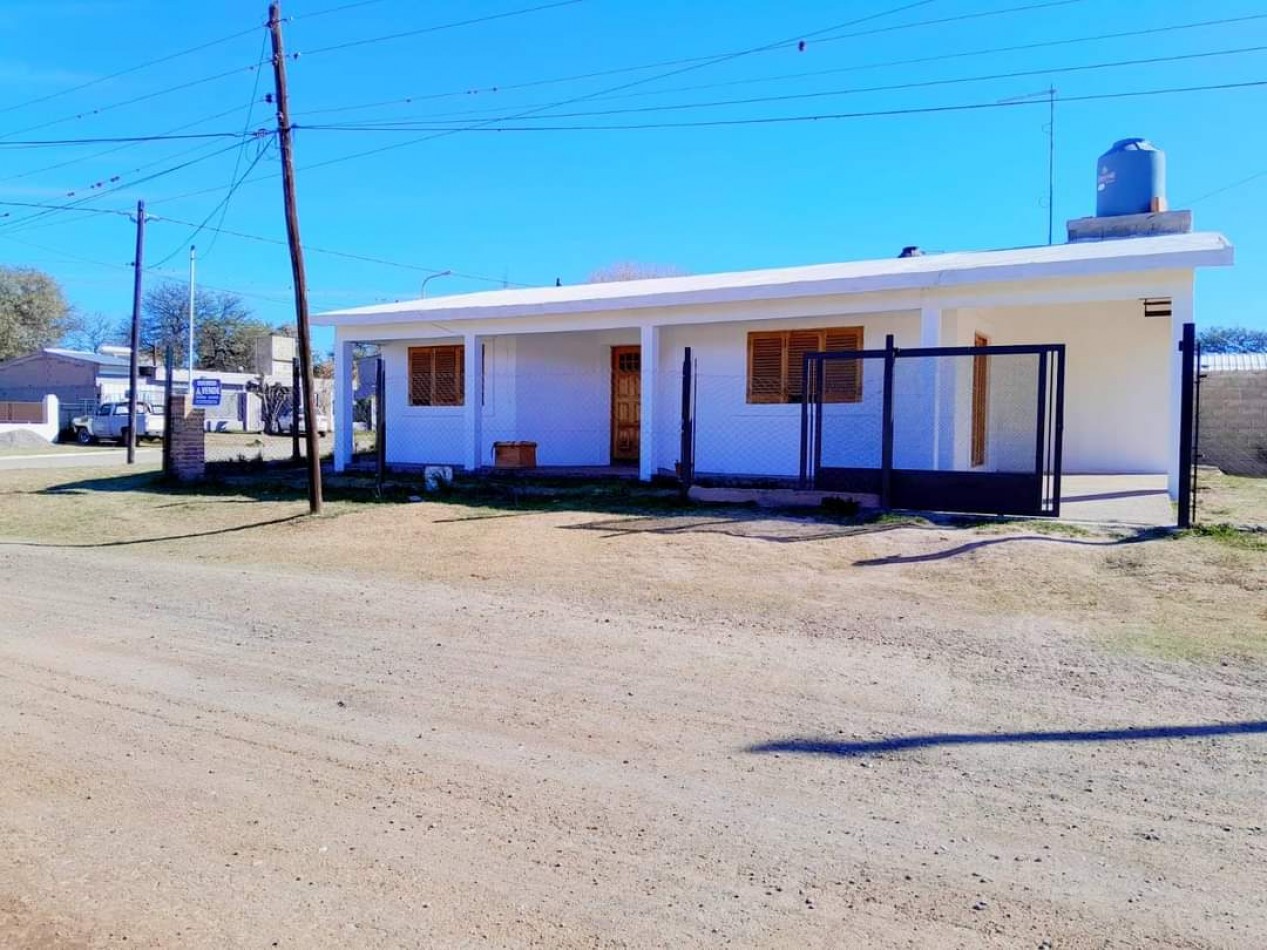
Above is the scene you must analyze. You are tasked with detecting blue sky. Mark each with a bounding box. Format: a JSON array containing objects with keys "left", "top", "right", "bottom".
[{"left": 1, "top": 0, "right": 1264, "bottom": 355}]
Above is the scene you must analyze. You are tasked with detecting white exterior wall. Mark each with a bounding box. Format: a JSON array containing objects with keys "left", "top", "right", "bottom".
[
  {"left": 968, "top": 300, "right": 1173, "bottom": 474},
  {"left": 658, "top": 312, "right": 919, "bottom": 477},
  {"left": 357, "top": 272, "right": 1192, "bottom": 481}
]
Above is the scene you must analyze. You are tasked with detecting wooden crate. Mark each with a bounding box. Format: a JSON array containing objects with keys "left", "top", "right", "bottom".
[{"left": 493, "top": 441, "right": 537, "bottom": 469}]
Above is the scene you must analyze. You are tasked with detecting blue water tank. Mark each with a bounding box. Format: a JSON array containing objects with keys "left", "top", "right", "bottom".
[{"left": 1096, "top": 138, "right": 1165, "bottom": 217}]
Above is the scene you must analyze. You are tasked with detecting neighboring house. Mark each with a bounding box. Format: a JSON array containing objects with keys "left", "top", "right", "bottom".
[
  {"left": 0, "top": 348, "right": 141, "bottom": 429},
  {"left": 318, "top": 227, "right": 1232, "bottom": 513},
  {"left": 1198, "top": 352, "right": 1267, "bottom": 477}
]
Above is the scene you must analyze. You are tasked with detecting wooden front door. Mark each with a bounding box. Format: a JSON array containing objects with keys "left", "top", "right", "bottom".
[
  {"left": 610, "top": 346, "right": 641, "bottom": 463},
  {"left": 971, "top": 333, "right": 990, "bottom": 468}
]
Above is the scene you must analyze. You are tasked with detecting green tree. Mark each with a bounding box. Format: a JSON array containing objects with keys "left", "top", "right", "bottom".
[
  {"left": 1199, "top": 326, "right": 1267, "bottom": 354},
  {"left": 0, "top": 265, "right": 72, "bottom": 361},
  {"left": 135, "top": 282, "right": 274, "bottom": 371}
]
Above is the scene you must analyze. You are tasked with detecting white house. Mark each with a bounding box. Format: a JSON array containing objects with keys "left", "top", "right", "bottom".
[{"left": 316, "top": 229, "right": 1232, "bottom": 513}]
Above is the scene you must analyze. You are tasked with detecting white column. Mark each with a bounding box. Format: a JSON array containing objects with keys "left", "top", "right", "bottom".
[
  {"left": 333, "top": 336, "right": 354, "bottom": 473},
  {"left": 920, "top": 304, "right": 942, "bottom": 470},
  {"left": 639, "top": 324, "right": 660, "bottom": 481},
  {"left": 463, "top": 333, "right": 483, "bottom": 471},
  {"left": 1168, "top": 282, "right": 1194, "bottom": 499}
]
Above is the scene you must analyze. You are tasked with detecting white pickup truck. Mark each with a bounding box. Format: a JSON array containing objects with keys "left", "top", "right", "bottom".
[{"left": 72, "top": 402, "right": 165, "bottom": 445}]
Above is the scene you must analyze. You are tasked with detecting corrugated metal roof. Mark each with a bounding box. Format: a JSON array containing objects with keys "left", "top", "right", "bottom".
[
  {"left": 1201, "top": 352, "right": 1267, "bottom": 372},
  {"left": 43, "top": 347, "right": 132, "bottom": 368}
]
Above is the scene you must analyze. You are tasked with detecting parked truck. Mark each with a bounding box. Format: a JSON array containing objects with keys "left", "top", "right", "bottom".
[{"left": 71, "top": 401, "right": 165, "bottom": 445}]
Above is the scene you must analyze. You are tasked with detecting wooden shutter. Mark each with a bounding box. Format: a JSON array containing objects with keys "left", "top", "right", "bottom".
[
  {"left": 747, "top": 333, "right": 785, "bottom": 403},
  {"left": 408, "top": 347, "right": 434, "bottom": 406},
  {"left": 433, "top": 345, "right": 464, "bottom": 406},
  {"left": 822, "top": 327, "right": 863, "bottom": 403},
  {"left": 408, "top": 345, "right": 464, "bottom": 406},
  {"left": 785, "top": 330, "right": 822, "bottom": 403}
]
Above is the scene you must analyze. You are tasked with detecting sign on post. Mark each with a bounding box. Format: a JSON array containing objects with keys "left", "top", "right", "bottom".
[{"left": 192, "top": 378, "right": 221, "bottom": 408}]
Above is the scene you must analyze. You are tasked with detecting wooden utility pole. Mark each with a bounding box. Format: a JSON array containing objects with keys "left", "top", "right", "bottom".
[
  {"left": 268, "top": 0, "right": 323, "bottom": 514},
  {"left": 126, "top": 199, "right": 146, "bottom": 465}
]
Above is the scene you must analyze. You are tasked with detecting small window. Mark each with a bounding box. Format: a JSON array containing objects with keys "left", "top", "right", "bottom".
[
  {"left": 408, "top": 345, "right": 464, "bottom": 407},
  {"left": 98, "top": 405, "right": 112, "bottom": 416},
  {"left": 746, "top": 327, "right": 863, "bottom": 404}
]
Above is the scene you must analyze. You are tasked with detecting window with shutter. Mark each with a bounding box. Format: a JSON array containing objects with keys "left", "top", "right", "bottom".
[
  {"left": 746, "top": 327, "right": 863, "bottom": 404},
  {"left": 407, "top": 345, "right": 465, "bottom": 406},
  {"left": 747, "top": 334, "right": 785, "bottom": 403},
  {"left": 822, "top": 327, "right": 863, "bottom": 404}
]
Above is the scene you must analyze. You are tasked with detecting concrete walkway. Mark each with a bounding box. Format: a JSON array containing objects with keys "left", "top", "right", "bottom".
[{"left": 1059, "top": 474, "right": 1173, "bottom": 526}]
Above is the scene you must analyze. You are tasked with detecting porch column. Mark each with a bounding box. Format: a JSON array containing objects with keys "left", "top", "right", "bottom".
[
  {"left": 1168, "top": 282, "right": 1195, "bottom": 499},
  {"left": 463, "top": 333, "right": 484, "bottom": 471},
  {"left": 639, "top": 324, "right": 659, "bottom": 481},
  {"left": 333, "top": 336, "right": 354, "bottom": 473},
  {"left": 920, "top": 304, "right": 943, "bottom": 470}
]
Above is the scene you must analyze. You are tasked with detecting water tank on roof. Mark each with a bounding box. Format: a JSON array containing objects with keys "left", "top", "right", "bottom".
[{"left": 1096, "top": 138, "right": 1165, "bottom": 217}]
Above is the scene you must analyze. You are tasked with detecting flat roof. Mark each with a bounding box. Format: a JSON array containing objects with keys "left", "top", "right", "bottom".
[{"left": 315, "top": 232, "right": 1233, "bottom": 327}]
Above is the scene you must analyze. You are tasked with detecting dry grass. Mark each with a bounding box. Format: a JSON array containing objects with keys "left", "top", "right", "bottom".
[{"left": 1196, "top": 467, "right": 1267, "bottom": 527}]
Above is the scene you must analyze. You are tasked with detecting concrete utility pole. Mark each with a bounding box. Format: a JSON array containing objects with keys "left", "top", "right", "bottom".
[
  {"left": 268, "top": 0, "right": 323, "bottom": 514},
  {"left": 126, "top": 199, "right": 146, "bottom": 466},
  {"left": 187, "top": 245, "right": 197, "bottom": 384}
]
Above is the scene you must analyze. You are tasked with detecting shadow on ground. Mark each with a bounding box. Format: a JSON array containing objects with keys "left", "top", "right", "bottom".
[{"left": 748, "top": 721, "right": 1267, "bottom": 758}]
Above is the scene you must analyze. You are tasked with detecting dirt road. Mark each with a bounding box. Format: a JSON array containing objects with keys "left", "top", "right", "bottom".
[{"left": 1, "top": 486, "right": 1265, "bottom": 947}]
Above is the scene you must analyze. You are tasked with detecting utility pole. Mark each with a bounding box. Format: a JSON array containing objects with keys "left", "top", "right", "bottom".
[
  {"left": 187, "top": 245, "right": 197, "bottom": 385},
  {"left": 269, "top": 0, "right": 323, "bottom": 514},
  {"left": 126, "top": 199, "right": 146, "bottom": 466}
]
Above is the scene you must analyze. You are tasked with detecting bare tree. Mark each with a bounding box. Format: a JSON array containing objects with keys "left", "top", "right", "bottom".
[
  {"left": 62, "top": 310, "right": 122, "bottom": 353},
  {"left": 586, "top": 261, "right": 686, "bottom": 283}
]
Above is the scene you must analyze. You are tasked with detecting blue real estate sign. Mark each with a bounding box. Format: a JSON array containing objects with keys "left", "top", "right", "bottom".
[{"left": 192, "top": 378, "right": 221, "bottom": 408}]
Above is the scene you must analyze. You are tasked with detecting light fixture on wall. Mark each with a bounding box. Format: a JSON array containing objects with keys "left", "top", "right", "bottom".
[{"left": 1142, "top": 297, "right": 1173, "bottom": 318}]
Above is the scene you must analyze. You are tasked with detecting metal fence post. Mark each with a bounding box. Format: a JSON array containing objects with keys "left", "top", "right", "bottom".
[
  {"left": 1177, "top": 322, "right": 1196, "bottom": 528},
  {"left": 291, "top": 357, "right": 301, "bottom": 463},
  {"left": 881, "top": 334, "right": 896, "bottom": 510},
  {"left": 678, "top": 347, "right": 694, "bottom": 498},
  {"left": 162, "top": 345, "right": 174, "bottom": 478},
  {"left": 375, "top": 355, "right": 387, "bottom": 494}
]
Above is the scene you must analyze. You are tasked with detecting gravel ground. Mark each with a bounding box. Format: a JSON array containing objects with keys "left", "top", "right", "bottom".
[{"left": 0, "top": 475, "right": 1265, "bottom": 948}]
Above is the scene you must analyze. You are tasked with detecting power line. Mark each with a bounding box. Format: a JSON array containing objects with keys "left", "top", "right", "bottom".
[
  {"left": 0, "top": 25, "right": 261, "bottom": 118},
  {"left": 0, "top": 57, "right": 270, "bottom": 142},
  {"left": 1186, "top": 169, "right": 1267, "bottom": 205},
  {"left": 0, "top": 197, "right": 531, "bottom": 287},
  {"left": 311, "top": 44, "right": 1267, "bottom": 128},
  {"left": 311, "top": 11, "right": 1267, "bottom": 125},
  {"left": 203, "top": 31, "right": 275, "bottom": 260},
  {"left": 298, "top": 0, "right": 940, "bottom": 173},
  {"left": 297, "top": 0, "right": 1088, "bottom": 120},
  {"left": 299, "top": 79, "right": 1267, "bottom": 133},
  {"left": 0, "top": 130, "right": 265, "bottom": 149},
  {"left": 0, "top": 140, "right": 255, "bottom": 234},
  {"left": 150, "top": 141, "right": 275, "bottom": 268},
  {"left": 0, "top": 104, "right": 251, "bottom": 185},
  {"left": 292, "top": 0, "right": 394, "bottom": 20},
  {"left": 299, "top": 0, "right": 587, "bottom": 56}
]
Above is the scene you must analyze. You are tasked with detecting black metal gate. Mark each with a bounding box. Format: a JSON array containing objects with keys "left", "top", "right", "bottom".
[
  {"left": 1177, "top": 321, "right": 1199, "bottom": 528},
  {"left": 801, "top": 336, "right": 1066, "bottom": 517}
]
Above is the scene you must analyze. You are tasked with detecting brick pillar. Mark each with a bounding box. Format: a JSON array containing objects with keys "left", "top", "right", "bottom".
[{"left": 168, "top": 394, "right": 206, "bottom": 481}]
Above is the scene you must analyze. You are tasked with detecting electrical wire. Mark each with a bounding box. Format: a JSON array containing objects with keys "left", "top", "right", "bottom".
[
  {"left": 297, "top": 0, "right": 940, "bottom": 173},
  {"left": 297, "top": 0, "right": 1089, "bottom": 120},
  {"left": 0, "top": 25, "right": 261, "bottom": 118},
  {"left": 202, "top": 31, "right": 275, "bottom": 260},
  {"left": 302, "top": 11, "right": 1267, "bottom": 125},
  {"left": 300, "top": 79, "right": 1267, "bottom": 133},
  {"left": 0, "top": 199, "right": 530, "bottom": 287},
  {"left": 0, "top": 131, "right": 267, "bottom": 149},
  {"left": 0, "top": 58, "right": 271, "bottom": 142},
  {"left": 310, "top": 44, "right": 1267, "bottom": 128},
  {"left": 150, "top": 141, "right": 275, "bottom": 268},
  {"left": 292, "top": 0, "right": 394, "bottom": 20},
  {"left": 299, "top": 0, "right": 587, "bottom": 56}
]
